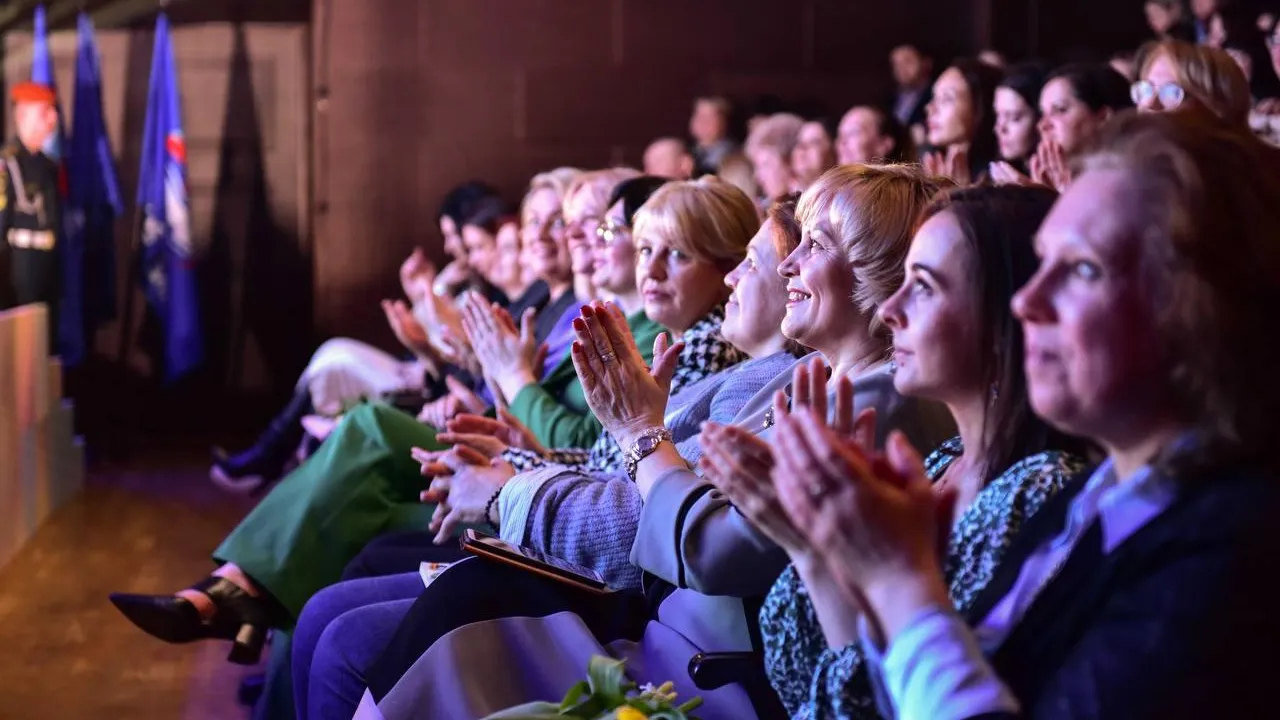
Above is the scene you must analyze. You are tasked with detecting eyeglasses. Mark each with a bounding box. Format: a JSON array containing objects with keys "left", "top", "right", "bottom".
[
  {"left": 595, "top": 219, "right": 630, "bottom": 245},
  {"left": 1130, "top": 80, "right": 1185, "bottom": 109}
]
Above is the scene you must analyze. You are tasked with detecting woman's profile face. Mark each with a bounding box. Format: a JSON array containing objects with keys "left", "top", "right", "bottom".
[
  {"left": 522, "top": 188, "right": 570, "bottom": 284},
  {"left": 439, "top": 216, "right": 464, "bottom": 260},
  {"left": 1012, "top": 168, "right": 1166, "bottom": 443},
  {"left": 1037, "top": 77, "right": 1103, "bottom": 153},
  {"left": 776, "top": 214, "right": 862, "bottom": 354},
  {"left": 994, "top": 87, "right": 1038, "bottom": 161},
  {"left": 926, "top": 67, "right": 976, "bottom": 148},
  {"left": 792, "top": 122, "right": 835, "bottom": 189},
  {"left": 460, "top": 224, "right": 498, "bottom": 281},
  {"left": 751, "top": 149, "right": 795, "bottom": 201},
  {"left": 722, "top": 219, "right": 789, "bottom": 354},
  {"left": 879, "top": 211, "right": 983, "bottom": 402},
  {"left": 491, "top": 221, "right": 523, "bottom": 291},
  {"left": 591, "top": 199, "right": 638, "bottom": 296}
]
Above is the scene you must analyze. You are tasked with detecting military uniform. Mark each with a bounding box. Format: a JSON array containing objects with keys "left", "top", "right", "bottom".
[{"left": 0, "top": 139, "right": 62, "bottom": 344}]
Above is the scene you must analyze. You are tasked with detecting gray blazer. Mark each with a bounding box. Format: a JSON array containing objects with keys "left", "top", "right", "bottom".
[
  {"left": 632, "top": 353, "right": 957, "bottom": 597},
  {"left": 496, "top": 351, "right": 799, "bottom": 589}
]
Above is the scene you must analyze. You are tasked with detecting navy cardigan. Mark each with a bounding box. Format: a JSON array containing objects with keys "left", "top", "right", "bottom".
[{"left": 961, "top": 461, "right": 1280, "bottom": 719}]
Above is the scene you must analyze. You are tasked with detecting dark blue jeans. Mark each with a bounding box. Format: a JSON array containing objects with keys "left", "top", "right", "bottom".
[{"left": 292, "top": 572, "right": 423, "bottom": 720}]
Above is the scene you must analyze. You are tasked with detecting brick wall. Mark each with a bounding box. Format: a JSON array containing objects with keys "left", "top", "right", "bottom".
[{"left": 311, "top": 0, "right": 983, "bottom": 343}]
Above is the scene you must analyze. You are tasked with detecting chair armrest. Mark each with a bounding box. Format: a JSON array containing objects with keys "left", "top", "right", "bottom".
[{"left": 687, "top": 651, "right": 765, "bottom": 691}]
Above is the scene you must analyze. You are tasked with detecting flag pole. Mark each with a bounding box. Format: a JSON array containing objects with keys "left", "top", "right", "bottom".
[
  {"left": 115, "top": 205, "right": 145, "bottom": 364},
  {"left": 117, "top": 0, "right": 168, "bottom": 366}
]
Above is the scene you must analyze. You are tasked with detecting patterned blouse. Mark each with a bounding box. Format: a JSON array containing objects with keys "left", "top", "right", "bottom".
[
  {"left": 759, "top": 437, "right": 1087, "bottom": 720},
  {"left": 503, "top": 306, "right": 747, "bottom": 474}
]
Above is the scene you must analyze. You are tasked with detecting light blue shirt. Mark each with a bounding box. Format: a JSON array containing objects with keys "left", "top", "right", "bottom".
[{"left": 863, "top": 455, "right": 1181, "bottom": 720}]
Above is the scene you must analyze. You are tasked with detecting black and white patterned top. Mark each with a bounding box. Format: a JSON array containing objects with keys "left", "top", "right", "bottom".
[
  {"left": 759, "top": 437, "right": 1088, "bottom": 720},
  {"left": 503, "top": 306, "right": 746, "bottom": 475}
]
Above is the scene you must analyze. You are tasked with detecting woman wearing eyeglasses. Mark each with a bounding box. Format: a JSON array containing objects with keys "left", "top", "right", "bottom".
[{"left": 1133, "top": 39, "right": 1252, "bottom": 128}]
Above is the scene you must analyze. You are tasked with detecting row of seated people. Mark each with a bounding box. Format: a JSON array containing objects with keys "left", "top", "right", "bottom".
[
  {"left": 111, "top": 50, "right": 1280, "bottom": 720},
  {"left": 209, "top": 36, "right": 1258, "bottom": 500}
]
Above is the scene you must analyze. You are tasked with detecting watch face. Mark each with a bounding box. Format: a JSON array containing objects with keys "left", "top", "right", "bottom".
[{"left": 637, "top": 435, "right": 660, "bottom": 454}]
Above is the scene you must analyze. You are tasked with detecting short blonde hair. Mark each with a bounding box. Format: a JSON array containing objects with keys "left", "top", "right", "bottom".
[
  {"left": 745, "top": 113, "right": 805, "bottom": 162},
  {"left": 1138, "top": 40, "right": 1251, "bottom": 128},
  {"left": 565, "top": 168, "right": 641, "bottom": 216},
  {"left": 796, "top": 164, "right": 955, "bottom": 341},
  {"left": 521, "top": 167, "right": 583, "bottom": 224},
  {"left": 633, "top": 176, "right": 760, "bottom": 272}
]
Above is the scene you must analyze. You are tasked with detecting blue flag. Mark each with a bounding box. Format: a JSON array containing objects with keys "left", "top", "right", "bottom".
[
  {"left": 30, "top": 5, "right": 83, "bottom": 362},
  {"left": 68, "top": 12, "right": 123, "bottom": 337},
  {"left": 30, "top": 5, "right": 65, "bottom": 162},
  {"left": 137, "top": 13, "right": 201, "bottom": 382}
]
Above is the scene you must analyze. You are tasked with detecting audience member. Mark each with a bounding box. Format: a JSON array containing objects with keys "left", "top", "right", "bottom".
[
  {"left": 642, "top": 137, "right": 696, "bottom": 180},
  {"left": 921, "top": 58, "right": 1002, "bottom": 184},
  {"left": 887, "top": 44, "right": 935, "bottom": 144},
  {"left": 745, "top": 112, "right": 805, "bottom": 205},
  {"left": 1135, "top": 39, "right": 1252, "bottom": 126},
  {"left": 1028, "top": 63, "right": 1132, "bottom": 189},
  {"left": 835, "top": 105, "right": 909, "bottom": 165},
  {"left": 791, "top": 118, "right": 838, "bottom": 191},
  {"left": 989, "top": 63, "right": 1048, "bottom": 181},
  {"left": 688, "top": 95, "right": 738, "bottom": 172}
]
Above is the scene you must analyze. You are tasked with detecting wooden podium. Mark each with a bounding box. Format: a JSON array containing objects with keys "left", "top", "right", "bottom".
[{"left": 0, "top": 304, "right": 84, "bottom": 571}]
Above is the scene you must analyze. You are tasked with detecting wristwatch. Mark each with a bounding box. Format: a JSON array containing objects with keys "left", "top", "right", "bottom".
[{"left": 624, "top": 427, "right": 673, "bottom": 481}]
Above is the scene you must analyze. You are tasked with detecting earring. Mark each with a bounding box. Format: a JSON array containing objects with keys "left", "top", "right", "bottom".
[
  {"left": 888, "top": 358, "right": 898, "bottom": 375},
  {"left": 990, "top": 382, "right": 1000, "bottom": 401}
]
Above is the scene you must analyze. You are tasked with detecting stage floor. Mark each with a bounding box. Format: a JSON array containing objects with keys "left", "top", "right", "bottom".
[{"left": 0, "top": 448, "right": 261, "bottom": 719}]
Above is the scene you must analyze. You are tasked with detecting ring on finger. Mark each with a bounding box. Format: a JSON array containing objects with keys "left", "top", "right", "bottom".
[
  {"left": 806, "top": 479, "right": 826, "bottom": 499},
  {"left": 600, "top": 351, "right": 617, "bottom": 363}
]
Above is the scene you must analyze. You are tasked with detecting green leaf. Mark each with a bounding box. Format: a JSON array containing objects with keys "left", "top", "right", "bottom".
[
  {"left": 479, "top": 701, "right": 567, "bottom": 719},
  {"left": 559, "top": 681, "right": 590, "bottom": 711},
  {"left": 586, "top": 656, "right": 630, "bottom": 704}
]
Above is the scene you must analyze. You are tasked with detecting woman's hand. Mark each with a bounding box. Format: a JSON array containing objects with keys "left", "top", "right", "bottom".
[
  {"left": 433, "top": 259, "right": 471, "bottom": 298},
  {"left": 770, "top": 410, "right": 954, "bottom": 642},
  {"left": 462, "top": 293, "right": 545, "bottom": 403},
  {"left": 382, "top": 299, "right": 432, "bottom": 357},
  {"left": 446, "top": 410, "right": 548, "bottom": 457},
  {"left": 569, "top": 302, "right": 684, "bottom": 450},
  {"left": 704, "top": 357, "right": 872, "bottom": 558},
  {"left": 1030, "top": 138, "right": 1071, "bottom": 191},
  {"left": 400, "top": 249, "right": 433, "bottom": 303},
  {"left": 421, "top": 446, "right": 517, "bottom": 544},
  {"left": 417, "top": 376, "right": 490, "bottom": 430},
  {"left": 699, "top": 421, "right": 803, "bottom": 551},
  {"left": 988, "top": 160, "right": 1034, "bottom": 186},
  {"left": 922, "top": 145, "right": 971, "bottom": 186}
]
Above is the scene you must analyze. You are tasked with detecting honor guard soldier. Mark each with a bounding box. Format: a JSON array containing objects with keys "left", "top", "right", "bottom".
[{"left": 0, "top": 81, "right": 62, "bottom": 346}]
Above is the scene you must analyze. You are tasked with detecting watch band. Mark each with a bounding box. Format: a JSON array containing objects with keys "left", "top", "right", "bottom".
[{"left": 624, "top": 427, "right": 673, "bottom": 481}]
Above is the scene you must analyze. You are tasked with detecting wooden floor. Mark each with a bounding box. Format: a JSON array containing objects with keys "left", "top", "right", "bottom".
[{"left": 0, "top": 450, "right": 264, "bottom": 719}]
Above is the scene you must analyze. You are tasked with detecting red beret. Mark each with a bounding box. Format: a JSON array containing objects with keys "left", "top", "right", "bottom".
[{"left": 10, "top": 81, "right": 56, "bottom": 106}]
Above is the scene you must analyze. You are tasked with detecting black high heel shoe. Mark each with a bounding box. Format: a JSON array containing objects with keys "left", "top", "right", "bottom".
[{"left": 108, "top": 577, "right": 282, "bottom": 665}]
